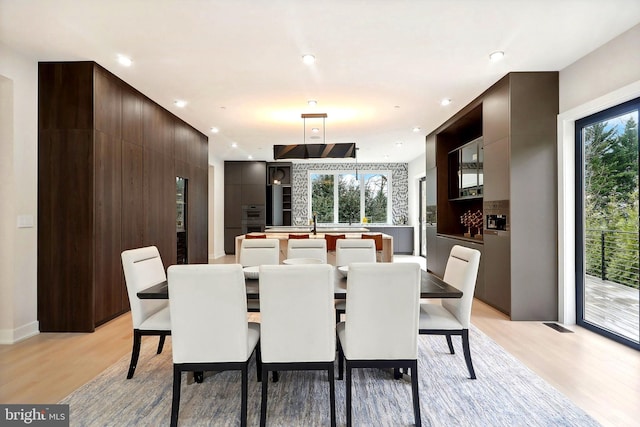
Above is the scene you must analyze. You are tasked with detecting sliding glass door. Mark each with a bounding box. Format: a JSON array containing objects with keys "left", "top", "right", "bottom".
[{"left": 576, "top": 97, "right": 639, "bottom": 350}]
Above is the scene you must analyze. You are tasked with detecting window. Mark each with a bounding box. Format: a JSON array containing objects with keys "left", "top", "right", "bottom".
[{"left": 310, "top": 171, "right": 390, "bottom": 224}]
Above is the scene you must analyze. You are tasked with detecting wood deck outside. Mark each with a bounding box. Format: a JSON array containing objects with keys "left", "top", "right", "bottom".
[{"left": 584, "top": 274, "right": 639, "bottom": 342}]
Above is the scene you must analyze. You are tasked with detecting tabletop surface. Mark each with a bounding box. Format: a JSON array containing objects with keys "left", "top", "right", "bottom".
[{"left": 137, "top": 268, "right": 462, "bottom": 300}]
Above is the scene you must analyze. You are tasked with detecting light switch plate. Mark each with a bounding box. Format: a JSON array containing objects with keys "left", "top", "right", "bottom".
[{"left": 17, "top": 214, "right": 34, "bottom": 228}]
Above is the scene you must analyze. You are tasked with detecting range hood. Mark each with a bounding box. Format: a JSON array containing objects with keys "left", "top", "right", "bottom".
[{"left": 273, "top": 142, "right": 356, "bottom": 159}]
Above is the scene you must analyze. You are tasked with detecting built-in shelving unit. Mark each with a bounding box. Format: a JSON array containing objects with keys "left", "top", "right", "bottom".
[
  {"left": 426, "top": 72, "right": 559, "bottom": 321},
  {"left": 282, "top": 185, "right": 292, "bottom": 225},
  {"left": 266, "top": 162, "right": 292, "bottom": 228}
]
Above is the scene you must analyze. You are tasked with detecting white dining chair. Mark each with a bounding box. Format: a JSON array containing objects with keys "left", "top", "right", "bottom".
[
  {"left": 239, "top": 238, "right": 280, "bottom": 267},
  {"left": 239, "top": 238, "right": 280, "bottom": 312},
  {"left": 419, "top": 244, "right": 481, "bottom": 379},
  {"left": 337, "top": 262, "right": 422, "bottom": 427},
  {"left": 334, "top": 238, "right": 377, "bottom": 323},
  {"left": 168, "top": 264, "right": 261, "bottom": 427},
  {"left": 258, "top": 264, "right": 336, "bottom": 427},
  {"left": 335, "top": 238, "right": 376, "bottom": 266},
  {"left": 286, "top": 238, "right": 327, "bottom": 263},
  {"left": 121, "top": 246, "right": 171, "bottom": 379}
]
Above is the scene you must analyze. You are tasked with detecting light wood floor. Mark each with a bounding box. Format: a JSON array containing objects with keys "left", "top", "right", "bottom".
[{"left": 1, "top": 259, "right": 638, "bottom": 426}]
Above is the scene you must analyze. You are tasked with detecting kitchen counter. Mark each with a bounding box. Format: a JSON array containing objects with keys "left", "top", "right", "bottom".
[
  {"left": 265, "top": 226, "right": 370, "bottom": 233},
  {"left": 235, "top": 231, "right": 393, "bottom": 263}
]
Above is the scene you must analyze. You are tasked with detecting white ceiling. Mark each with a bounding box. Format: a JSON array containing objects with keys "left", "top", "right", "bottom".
[{"left": 2, "top": 0, "right": 640, "bottom": 163}]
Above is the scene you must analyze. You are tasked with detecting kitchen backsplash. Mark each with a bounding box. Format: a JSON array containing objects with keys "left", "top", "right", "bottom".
[{"left": 291, "top": 162, "right": 409, "bottom": 225}]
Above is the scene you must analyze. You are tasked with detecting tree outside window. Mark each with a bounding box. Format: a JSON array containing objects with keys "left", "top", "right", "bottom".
[
  {"left": 311, "top": 174, "right": 334, "bottom": 223},
  {"left": 310, "top": 171, "right": 390, "bottom": 223}
]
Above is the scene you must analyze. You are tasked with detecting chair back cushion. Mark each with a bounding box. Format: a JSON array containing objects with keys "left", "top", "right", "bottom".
[
  {"left": 168, "top": 264, "right": 253, "bottom": 363},
  {"left": 442, "top": 245, "right": 481, "bottom": 328},
  {"left": 288, "top": 233, "right": 309, "bottom": 239},
  {"left": 324, "top": 234, "right": 345, "bottom": 251},
  {"left": 239, "top": 238, "right": 280, "bottom": 266},
  {"left": 259, "top": 264, "right": 335, "bottom": 363},
  {"left": 345, "top": 263, "right": 420, "bottom": 360},
  {"left": 245, "top": 233, "right": 266, "bottom": 239},
  {"left": 121, "top": 246, "right": 168, "bottom": 329},
  {"left": 287, "top": 238, "right": 327, "bottom": 263},
  {"left": 336, "top": 238, "right": 376, "bottom": 266},
  {"left": 361, "top": 233, "right": 383, "bottom": 251}
]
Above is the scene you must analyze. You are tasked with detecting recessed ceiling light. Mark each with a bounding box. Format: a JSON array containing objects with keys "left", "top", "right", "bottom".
[
  {"left": 308, "top": 100, "right": 317, "bottom": 107},
  {"left": 210, "top": 127, "right": 219, "bottom": 133},
  {"left": 231, "top": 142, "right": 238, "bottom": 148},
  {"left": 302, "top": 54, "right": 316, "bottom": 65},
  {"left": 247, "top": 155, "right": 253, "bottom": 160},
  {"left": 174, "top": 100, "right": 187, "bottom": 108},
  {"left": 440, "top": 98, "right": 452, "bottom": 106},
  {"left": 489, "top": 51, "right": 505, "bottom": 62},
  {"left": 311, "top": 128, "right": 319, "bottom": 133},
  {"left": 412, "top": 127, "right": 421, "bottom": 133},
  {"left": 395, "top": 141, "right": 403, "bottom": 147},
  {"left": 117, "top": 54, "right": 132, "bottom": 67}
]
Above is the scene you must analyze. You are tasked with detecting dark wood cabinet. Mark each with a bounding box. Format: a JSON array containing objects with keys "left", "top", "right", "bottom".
[
  {"left": 38, "top": 61, "right": 208, "bottom": 332},
  {"left": 224, "top": 161, "right": 266, "bottom": 254}
]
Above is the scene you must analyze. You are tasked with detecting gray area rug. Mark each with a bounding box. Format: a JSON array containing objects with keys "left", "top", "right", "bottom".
[{"left": 60, "top": 326, "right": 600, "bottom": 426}]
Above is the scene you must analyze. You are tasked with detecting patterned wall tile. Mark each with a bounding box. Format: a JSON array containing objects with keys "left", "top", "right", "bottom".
[{"left": 291, "top": 162, "right": 408, "bottom": 225}]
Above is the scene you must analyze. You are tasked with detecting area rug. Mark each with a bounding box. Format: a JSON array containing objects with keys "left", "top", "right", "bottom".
[{"left": 60, "top": 326, "right": 600, "bottom": 426}]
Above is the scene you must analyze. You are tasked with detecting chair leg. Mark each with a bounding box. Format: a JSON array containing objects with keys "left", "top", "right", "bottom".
[
  {"left": 445, "top": 335, "right": 455, "bottom": 354},
  {"left": 272, "top": 371, "right": 279, "bottom": 382},
  {"left": 127, "top": 330, "right": 142, "bottom": 379},
  {"left": 337, "top": 339, "right": 344, "bottom": 380},
  {"left": 346, "top": 364, "right": 352, "bottom": 427},
  {"left": 461, "top": 329, "right": 476, "bottom": 379},
  {"left": 328, "top": 364, "right": 337, "bottom": 427},
  {"left": 394, "top": 368, "right": 402, "bottom": 379},
  {"left": 194, "top": 371, "right": 204, "bottom": 383},
  {"left": 157, "top": 334, "right": 166, "bottom": 354},
  {"left": 170, "top": 366, "right": 181, "bottom": 427},
  {"left": 410, "top": 360, "right": 421, "bottom": 427},
  {"left": 241, "top": 365, "right": 248, "bottom": 427},
  {"left": 260, "top": 368, "right": 269, "bottom": 427},
  {"left": 256, "top": 344, "right": 262, "bottom": 382}
]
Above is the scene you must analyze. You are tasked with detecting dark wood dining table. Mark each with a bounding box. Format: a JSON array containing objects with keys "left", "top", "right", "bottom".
[{"left": 136, "top": 268, "right": 462, "bottom": 300}]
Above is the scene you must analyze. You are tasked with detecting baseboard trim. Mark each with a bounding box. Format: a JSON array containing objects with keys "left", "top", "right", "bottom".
[
  {"left": 210, "top": 251, "right": 227, "bottom": 260},
  {"left": 0, "top": 321, "right": 39, "bottom": 344}
]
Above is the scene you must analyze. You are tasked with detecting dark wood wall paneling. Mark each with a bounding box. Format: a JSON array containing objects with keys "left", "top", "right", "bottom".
[
  {"left": 38, "top": 62, "right": 96, "bottom": 332},
  {"left": 38, "top": 62, "right": 208, "bottom": 332}
]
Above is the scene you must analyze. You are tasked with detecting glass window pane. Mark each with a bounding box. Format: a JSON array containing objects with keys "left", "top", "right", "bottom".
[
  {"left": 461, "top": 143, "right": 478, "bottom": 196},
  {"left": 364, "top": 173, "right": 388, "bottom": 223},
  {"left": 338, "top": 173, "right": 360, "bottom": 223},
  {"left": 311, "top": 174, "right": 334, "bottom": 223}
]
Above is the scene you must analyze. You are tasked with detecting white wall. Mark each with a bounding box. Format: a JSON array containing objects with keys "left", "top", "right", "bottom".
[
  {"left": 557, "top": 23, "right": 640, "bottom": 324},
  {"left": 0, "top": 43, "right": 39, "bottom": 343},
  {"left": 208, "top": 155, "right": 226, "bottom": 259},
  {"left": 560, "top": 24, "right": 640, "bottom": 113},
  {"left": 408, "top": 152, "right": 426, "bottom": 256}
]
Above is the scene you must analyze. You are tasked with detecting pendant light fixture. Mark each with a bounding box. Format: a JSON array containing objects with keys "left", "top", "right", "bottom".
[{"left": 273, "top": 112, "right": 357, "bottom": 159}]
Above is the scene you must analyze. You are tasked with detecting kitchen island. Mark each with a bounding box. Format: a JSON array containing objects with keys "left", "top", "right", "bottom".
[{"left": 234, "top": 230, "right": 394, "bottom": 263}]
